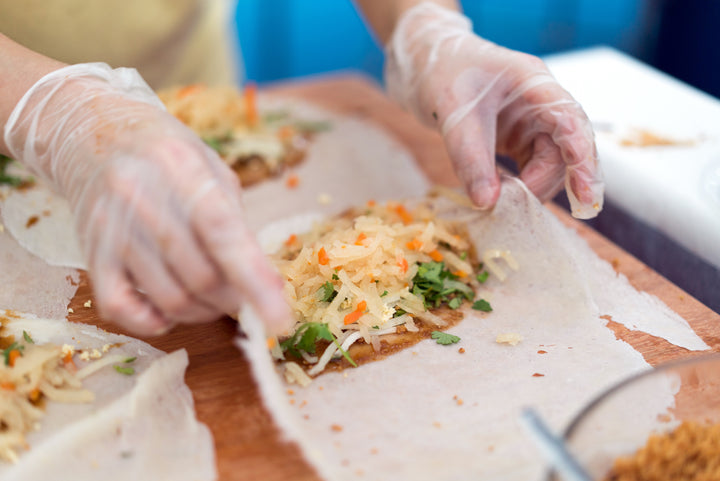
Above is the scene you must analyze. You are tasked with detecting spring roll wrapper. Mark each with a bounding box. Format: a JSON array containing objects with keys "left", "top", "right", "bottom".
[
  {"left": 237, "top": 179, "right": 707, "bottom": 481},
  {"left": 0, "top": 312, "right": 216, "bottom": 481}
]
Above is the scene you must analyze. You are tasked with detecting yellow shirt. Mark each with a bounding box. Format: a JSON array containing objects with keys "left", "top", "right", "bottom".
[{"left": 0, "top": 0, "right": 241, "bottom": 89}]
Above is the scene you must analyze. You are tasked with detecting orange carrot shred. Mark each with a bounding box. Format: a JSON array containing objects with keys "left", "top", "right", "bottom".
[
  {"left": 406, "top": 238, "right": 423, "bottom": 250},
  {"left": 366, "top": 200, "right": 376, "bottom": 207},
  {"left": 8, "top": 349, "right": 21, "bottom": 367},
  {"left": 394, "top": 205, "right": 413, "bottom": 224},
  {"left": 266, "top": 337, "right": 277, "bottom": 349},
  {"left": 318, "top": 247, "right": 329, "bottom": 265},
  {"left": 284, "top": 234, "right": 297, "bottom": 247},
  {"left": 0, "top": 381, "right": 15, "bottom": 391},
  {"left": 398, "top": 257, "right": 409, "bottom": 273},
  {"left": 453, "top": 270, "right": 468, "bottom": 278},
  {"left": 354, "top": 233, "right": 367, "bottom": 245},
  {"left": 429, "top": 249, "right": 444, "bottom": 262},
  {"left": 244, "top": 83, "right": 258, "bottom": 126},
  {"left": 286, "top": 174, "right": 299, "bottom": 189},
  {"left": 277, "top": 125, "right": 295, "bottom": 140},
  {"left": 343, "top": 301, "right": 367, "bottom": 325},
  {"left": 177, "top": 84, "right": 202, "bottom": 99},
  {"left": 29, "top": 388, "right": 41, "bottom": 401}
]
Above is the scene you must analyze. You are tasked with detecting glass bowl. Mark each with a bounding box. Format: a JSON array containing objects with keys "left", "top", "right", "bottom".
[{"left": 549, "top": 354, "right": 720, "bottom": 480}]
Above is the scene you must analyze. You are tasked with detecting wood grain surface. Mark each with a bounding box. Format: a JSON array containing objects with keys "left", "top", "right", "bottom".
[{"left": 66, "top": 74, "right": 720, "bottom": 481}]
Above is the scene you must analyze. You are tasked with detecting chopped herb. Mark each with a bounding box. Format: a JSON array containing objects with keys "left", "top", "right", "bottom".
[
  {"left": 23, "top": 330, "right": 34, "bottom": 344},
  {"left": 431, "top": 331, "right": 461, "bottom": 345},
  {"left": 476, "top": 271, "right": 489, "bottom": 283},
  {"left": 0, "top": 154, "right": 32, "bottom": 187},
  {"left": 114, "top": 365, "right": 135, "bottom": 375},
  {"left": 262, "top": 110, "right": 290, "bottom": 123},
  {"left": 460, "top": 252, "right": 468, "bottom": 260},
  {"left": 472, "top": 299, "right": 493, "bottom": 312},
  {"left": 372, "top": 325, "right": 380, "bottom": 330},
  {"left": 203, "top": 137, "right": 223, "bottom": 153},
  {"left": 448, "top": 297, "right": 462, "bottom": 309},
  {"left": 332, "top": 273, "right": 339, "bottom": 281},
  {"left": 317, "top": 281, "right": 337, "bottom": 302},
  {"left": 393, "top": 308, "right": 407, "bottom": 318},
  {"left": 380, "top": 290, "right": 388, "bottom": 297},
  {"left": 124, "top": 357, "right": 137, "bottom": 363},
  {"left": 411, "top": 261, "right": 474, "bottom": 310},
  {"left": 293, "top": 120, "right": 332, "bottom": 133},
  {"left": 280, "top": 322, "right": 356, "bottom": 367},
  {"left": 1, "top": 342, "right": 24, "bottom": 365}
]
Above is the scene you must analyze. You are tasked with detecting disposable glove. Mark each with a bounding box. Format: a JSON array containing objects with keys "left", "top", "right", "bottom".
[
  {"left": 4, "top": 63, "right": 292, "bottom": 335},
  {"left": 385, "top": 2, "right": 603, "bottom": 219}
]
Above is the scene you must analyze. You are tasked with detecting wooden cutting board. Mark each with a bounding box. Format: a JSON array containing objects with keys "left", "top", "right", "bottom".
[{"left": 67, "top": 74, "right": 720, "bottom": 481}]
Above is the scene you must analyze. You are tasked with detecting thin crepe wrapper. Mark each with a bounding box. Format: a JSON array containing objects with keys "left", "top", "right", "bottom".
[
  {"left": 0, "top": 312, "right": 216, "bottom": 481},
  {"left": 237, "top": 178, "right": 707, "bottom": 481}
]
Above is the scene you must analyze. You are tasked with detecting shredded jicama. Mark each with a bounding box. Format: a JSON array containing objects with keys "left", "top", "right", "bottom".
[
  {"left": 0, "top": 333, "right": 128, "bottom": 463},
  {"left": 272, "top": 197, "right": 510, "bottom": 378}
]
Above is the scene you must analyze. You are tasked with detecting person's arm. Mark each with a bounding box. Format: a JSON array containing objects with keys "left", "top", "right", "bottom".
[
  {"left": 354, "top": 0, "right": 459, "bottom": 44},
  {"left": 0, "top": 33, "right": 65, "bottom": 154},
  {"left": 354, "top": 1, "right": 604, "bottom": 219},
  {"left": 1, "top": 34, "right": 292, "bottom": 336}
]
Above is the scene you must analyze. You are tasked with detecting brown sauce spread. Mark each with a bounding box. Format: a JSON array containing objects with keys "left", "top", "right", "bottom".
[{"left": 286, "top": 306, "right": 466, "bottom": 374}]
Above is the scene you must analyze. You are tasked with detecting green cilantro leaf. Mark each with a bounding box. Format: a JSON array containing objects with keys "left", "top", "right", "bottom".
[
  {"left": 380, "top": 290, "right": 388, "bottom": 297},
  {"left": 448, "top": 297, "right": 462, "bottom": 309},
  {"left": 472, "top": 299, "right": 493, "bottom": 312},
  {"left": 1, "top": 342, "right": 24, "bottom": 365},
  {"left": 332, "top": 273, "right": 339, "bottom": 281},
  {"left": 124, "top": 357, "right": 137, "bottom": 363},
  {"left": 317, "top": 281, "right": 337, "bottom": 302},
  {"left": 476, "top": 271, "right": 489, "bottom": 283},
  {"left": 431, "top": 331, "right": 461, "bottom": 345},
  {"left": 23, "top": 330, "right": 34, "bottom": 344},
  {"left": 0, "top": 154, "right": 33, "bottom": 187},
  {"left": 114, "top": 365, "right": 135, "bottom": 375},
  {"left": 280, "top": 322, "right": 357, "bottom": 367}
]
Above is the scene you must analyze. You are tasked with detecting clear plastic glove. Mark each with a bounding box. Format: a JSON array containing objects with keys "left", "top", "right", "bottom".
[
  {"left": 4, "top": 63, "right": 292, "bottom": 336},
  {"left": 385, "top": 2, "right": 604, "bottom": 219}
]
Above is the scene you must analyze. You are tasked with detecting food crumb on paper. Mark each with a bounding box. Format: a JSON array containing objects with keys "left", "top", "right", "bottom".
[
  {"left": 537, "top": 350, "right": 547, "bottom": 354},
  {"left": 286, "top": 173, "right": 299, "bottom": 189},
  {"left": 458, "top": 347, "right": 466, "bottom": 354},
  {"left": 331, "top": 424, "right": 343, "bottom": 432},
  {"left": 496, "top": 332, "right": 523, "bottom": 346},
  {"left": 83, "top": 300, "right": 92, "bottom": 308},
  {"left": 532, "top": 373, "right": 545, "bottom": 377},
  {"left": 317, "top": 193, "right": 332, "bottom": 205}
]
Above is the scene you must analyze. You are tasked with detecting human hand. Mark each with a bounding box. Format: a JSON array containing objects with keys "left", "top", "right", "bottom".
[
  {"left": 385, "top": 2, "right": 603, "bottom": 219},
  {"left": 4, "top": 63, "right": 292, "bottom": 335}
]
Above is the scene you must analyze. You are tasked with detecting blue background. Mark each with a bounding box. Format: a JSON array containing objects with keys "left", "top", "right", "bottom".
[{"left": 234, "top": 0, "right": 719, "bottom": 98}]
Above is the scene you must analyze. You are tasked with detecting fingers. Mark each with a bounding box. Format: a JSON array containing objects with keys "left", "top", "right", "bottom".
[
  {"left": 92, "top": 267, "right": 174, "bottom": 337},
  {"left": 442, "top": 109, "right": 502, "bottom": 210},
  {"left": 498, "top": 69, "right": 604, "bottom": 217},
  {"left": 189, "top": 182, "right": 295, "bottom": 336},
  {"left": 520, "top": 134, "right": 566, "bottom": 202}
]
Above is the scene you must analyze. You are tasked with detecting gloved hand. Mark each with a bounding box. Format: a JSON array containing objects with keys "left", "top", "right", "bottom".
[
  {"left": 385, "top": 2, "right": 603, "bottom": 219},
  {"left": 4, "top": 63, "right": 292, "bottom": 336}
]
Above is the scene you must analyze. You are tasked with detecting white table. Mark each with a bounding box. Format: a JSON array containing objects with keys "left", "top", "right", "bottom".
[{"left": 545, "top": 46, "right": 720, "bottom": 311}]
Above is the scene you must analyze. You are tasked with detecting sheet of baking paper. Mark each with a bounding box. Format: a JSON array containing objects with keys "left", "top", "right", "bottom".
[
  {"left": 0, "top": 96, "right": 428, "bottom": 266},
  {"left": 0, "top": 311, "right": 216, "bottom": 481},
  {"left": 0, "top": 214, "right": 80, "bottom": 319},
  {"left": 237, "top": 179, "right": 708, "bottom": 481}
]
